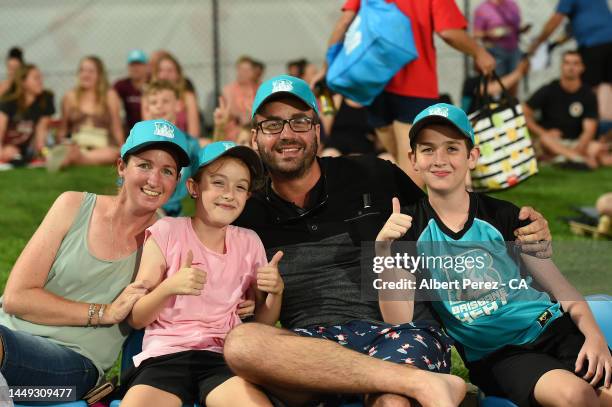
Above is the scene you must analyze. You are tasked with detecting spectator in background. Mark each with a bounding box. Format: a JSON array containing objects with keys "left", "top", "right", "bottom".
[
  {"left": 114, "top": 49, "right": 149, "bottom": 132},
  {"left": 221, "top": 56, "right": 258, "bottom": 141},
  {"left": 313, "top": 0, "right": 495, "bottom": 188},
  {"left": 461, "top": 58, "right": 530, "bottom": 114},
  {"left": 149, "top": 49, "right": 198, "bottom": 96},
  {"left": 319, "top": 93, "right": 382, "bottom": 159},
  {"left": 524, "top": 51, "right": 605, "bottom": 169},
  {"left": 473, "top": 0, "right": 525, "bottom": 77},
  {"left": 528, "top": 0, "right": 612, "bottom": 119},
  {"left": 48, "top": 56, "right": 123, "bottom": 171},
  {"left": 142, "top": 80, "right": 200, "bottom": 217},
  {"left": 287, "top": 58, "right": 304, "bottom": 77},
  {"left": 251, "top": 59, "right": 266, "bottom": 85},
  {"left": 287, "top": 58, "right": 319, "bottom": 85},
  {"left": 145, "top": 52, "right": 201, "bottom": 138},
  {"left": 0, "top": 64, "right": 54, "bottom": 165},
  {"left": 212, "top": 96, "right": 251, "bottom": 148},
  {"left": 0, "top": 47, "right": 24, "bottom": 98}
]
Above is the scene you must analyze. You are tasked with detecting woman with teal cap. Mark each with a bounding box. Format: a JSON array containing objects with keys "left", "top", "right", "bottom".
[{"left": 0, "top": 119, "right": 190, "bottom": 400}]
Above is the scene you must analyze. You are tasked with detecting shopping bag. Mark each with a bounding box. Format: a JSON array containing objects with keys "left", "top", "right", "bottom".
[
  {"left": 469, "top": 74, "right": 538, "bottom": 191},
  {"left": 326, "top": 0, "right": 417, "bottom": 106}
]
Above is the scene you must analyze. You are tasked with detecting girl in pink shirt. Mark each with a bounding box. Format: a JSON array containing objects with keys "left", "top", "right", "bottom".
[{"left": 122, "top": 141, "right": 282, "bottom": 407}]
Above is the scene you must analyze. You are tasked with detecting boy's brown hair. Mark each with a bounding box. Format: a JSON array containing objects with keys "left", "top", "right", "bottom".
[
  {"left": 143, "top": 80, "right": 179, "bottom": 99},
  {"left": 410, "top": 123, "right": 474, "bottom": 158}
]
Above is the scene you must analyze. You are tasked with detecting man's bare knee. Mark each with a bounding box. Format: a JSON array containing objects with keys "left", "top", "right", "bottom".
[
  {"left": 366, "top": 393, "right": 414, "bottom": 407},
  {"left": 224, "top": 323, "right": 289, "bottom": 372},
  {"left": 224, "top": 323, "right": 262, "bottom": 367}
]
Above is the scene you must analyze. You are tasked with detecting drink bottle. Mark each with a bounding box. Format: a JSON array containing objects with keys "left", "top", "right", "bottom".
[{"left": 314, "top": 80, "right": 336, "bottom": 116}]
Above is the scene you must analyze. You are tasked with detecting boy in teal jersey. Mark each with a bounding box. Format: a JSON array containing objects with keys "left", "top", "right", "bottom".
[{"left": 375, "top": 103, "right": 611, "bottom": 407}]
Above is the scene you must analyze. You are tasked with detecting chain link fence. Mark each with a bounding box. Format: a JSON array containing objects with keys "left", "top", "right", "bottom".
[{"left": 1, "top": 0, "right": 570, "bottom": 125}]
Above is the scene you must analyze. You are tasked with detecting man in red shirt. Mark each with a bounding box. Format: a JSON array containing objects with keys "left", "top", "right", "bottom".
[
  {"left": 315, "top": 0, "right": 495, "bottom": 186},
  {"left": 114, "top": 49, "right": 149, "bottom": 132}
]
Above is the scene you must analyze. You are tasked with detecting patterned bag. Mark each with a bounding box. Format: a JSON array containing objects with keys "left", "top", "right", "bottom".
[{"left": 469, "top": 74, "right": 538, "bottom": 191}]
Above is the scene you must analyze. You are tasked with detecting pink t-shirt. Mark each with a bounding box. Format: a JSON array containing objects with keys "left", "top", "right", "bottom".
[{"left": 133, "top": 217, "right": 267, "bottom": 367}]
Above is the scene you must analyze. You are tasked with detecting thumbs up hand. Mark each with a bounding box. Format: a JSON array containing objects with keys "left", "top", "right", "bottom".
[
  {"left": 162, "top": 250, "right": 207, "bottom": 296},
  {"left": 256, "top": 251, "right": 284, "bottom": 295},
  {"left": 376, "top": 198, "right": 413, "bottom": 242}
]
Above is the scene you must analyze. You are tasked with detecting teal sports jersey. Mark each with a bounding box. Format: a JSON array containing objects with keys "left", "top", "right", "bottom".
[{"left": 397, "top": 193, "right": 562, "bottom": 361}]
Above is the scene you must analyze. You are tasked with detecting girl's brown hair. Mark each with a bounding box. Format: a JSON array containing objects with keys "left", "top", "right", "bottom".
[
  {"left": 151, "top": 53, "right": 187, "bottom": 99},
  {"left": 2, "top": 64, "right": 48, "bottom": 114}
]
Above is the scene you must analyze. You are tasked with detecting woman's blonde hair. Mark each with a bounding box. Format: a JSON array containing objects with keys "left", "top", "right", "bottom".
[{"left": 75, "top": 55, "right": 110, "bottom": 113}]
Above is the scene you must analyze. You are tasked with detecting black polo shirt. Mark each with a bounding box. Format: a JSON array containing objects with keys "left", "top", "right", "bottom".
[{"left": 234, "top": 155, "right": 434, "bottom": 329}]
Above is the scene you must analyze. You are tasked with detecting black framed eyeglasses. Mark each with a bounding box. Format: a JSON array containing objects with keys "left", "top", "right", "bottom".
[{"left": 257, "top": 117, "right": 315, "bottom": 135}]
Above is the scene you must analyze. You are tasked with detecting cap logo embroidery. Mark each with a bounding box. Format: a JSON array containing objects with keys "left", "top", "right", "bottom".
[
  {"left": 221, "top": 142, "right": 234, "bottom": 151},
  {"left": 428, "top": 106, "right": 449, "bottom": 117},
  {"left": 153, "top": 122, "right": 175, "bottom": 138},
  {"left": 272, "top": 79, "right": 293, "bottom": 93}
]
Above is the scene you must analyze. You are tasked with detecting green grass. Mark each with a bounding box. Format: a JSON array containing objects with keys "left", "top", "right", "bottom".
[{"left": 1, "top": 164, "right": 611, "bottom": 381}]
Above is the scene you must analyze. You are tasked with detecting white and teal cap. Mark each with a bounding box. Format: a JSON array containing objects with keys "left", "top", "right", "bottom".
[
  {"left": 194, "top": 141, "right": 263, "bottom": 184},
  {"left": 409, "top": 103, "right": 475, "bottom": 145},
  {"left": 127, "top": 49, "right": 148, "bottom": 64},
  {"left": 120, "top": 119, "right": 191, "bottom": 167},
  {"left": 251, "top": 74, "right": 319, "bottom": 119}
]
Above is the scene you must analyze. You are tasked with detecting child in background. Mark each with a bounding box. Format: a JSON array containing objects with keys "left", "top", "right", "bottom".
[
  {"left": 142, "top": 80, "right": 200, "bottom": 216},
  {"left": 122, "top": 141, "right": 282, "bottom": 407},
  {"left": 376, "top": 103, "right": 611, "bottom": 407}
]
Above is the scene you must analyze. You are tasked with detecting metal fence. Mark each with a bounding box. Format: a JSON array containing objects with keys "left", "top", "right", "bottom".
[{"left": 1, "top": 0, "right": 570, "bottom": 125}]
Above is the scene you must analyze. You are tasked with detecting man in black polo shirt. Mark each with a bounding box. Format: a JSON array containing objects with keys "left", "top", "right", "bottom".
[
  {"left": 524, "top": 51, "right": 604, "bottom": 168},
  {"left": 224, "top": 75, "right": 551, "bottom": 407}
]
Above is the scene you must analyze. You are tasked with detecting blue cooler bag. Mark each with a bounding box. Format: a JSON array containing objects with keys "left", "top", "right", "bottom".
[{"left": 326, "top": 0, "right": 418, "bottom": 106}]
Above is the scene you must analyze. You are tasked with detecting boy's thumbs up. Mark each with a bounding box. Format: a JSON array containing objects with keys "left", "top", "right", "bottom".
[
  {"left": 375, "top": 197, "right": 413, "bottom": 243},
  {"left": 392, "top": 197, "right": 401, "bottom": 214}
]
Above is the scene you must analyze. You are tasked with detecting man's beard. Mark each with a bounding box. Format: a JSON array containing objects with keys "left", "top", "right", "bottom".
[{"left": 257, "top": 137, "right": 318, "bottom": 180}]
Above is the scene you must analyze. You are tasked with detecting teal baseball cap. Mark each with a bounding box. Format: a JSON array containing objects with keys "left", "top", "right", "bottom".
[
  {"left": 127, "top": 49, "right": 148, "bottom": 64},
  {"left": 251, "top": 74, "right": 319, "bottom": 119},
  {"left": 194, "top": 141, "right": 263, "bottom": 188},
  {"left": 121, "top": 119, "right": 190, "bottom": 167},
  {"left": 409, "top": 103, "right": 475, "bottom": 146}
]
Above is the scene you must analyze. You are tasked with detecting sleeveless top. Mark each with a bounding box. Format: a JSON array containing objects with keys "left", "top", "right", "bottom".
[
  {"left": 0, "top": 193, "right": 140, "bottom": 378},
  {"left": 66, "top": 102, "right": 114, "bottom": 145}
]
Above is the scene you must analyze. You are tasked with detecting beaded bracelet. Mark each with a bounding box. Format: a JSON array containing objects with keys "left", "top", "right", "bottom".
[
  {"left": 96, "top": 304, "right": 106, "bottom": 328},
  {"left": 86, "top": 303, "right": 95, "bottom": 327}
]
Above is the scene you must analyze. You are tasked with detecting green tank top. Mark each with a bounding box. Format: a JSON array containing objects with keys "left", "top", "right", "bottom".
[{"left": 0, "top": 192, "right": 140, "bottom": 378}]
